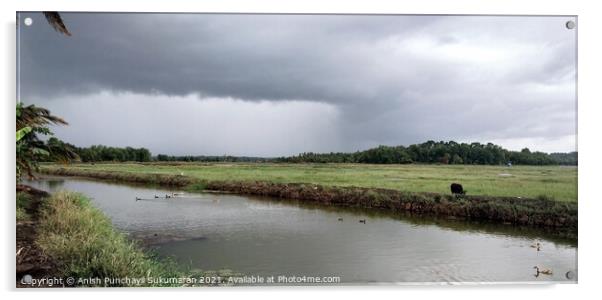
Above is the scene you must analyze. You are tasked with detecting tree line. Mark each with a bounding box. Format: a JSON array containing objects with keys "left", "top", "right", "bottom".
[
  {"left": 156, "top": 154, "right": 270, "bottom": 163},
  {"left": 45, "top": 137, "right": 152, "bottom": 162},
  {"left": 276, "top": 141, "right": 577, "bottom": 166},
  {"left": 41, "top": 137, "right": 577, "bottom": 166}
]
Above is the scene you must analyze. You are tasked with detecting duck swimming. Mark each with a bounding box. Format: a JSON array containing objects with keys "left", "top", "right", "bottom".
[
  {"left": 534, "top": 266, "right": 553, "bottom": 276},
  {"left": 530, "top": 242, "right": 541, "bottom": 251}
]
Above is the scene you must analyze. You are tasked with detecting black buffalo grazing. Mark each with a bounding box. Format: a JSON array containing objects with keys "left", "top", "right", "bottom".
[{"left": 450, "top": 183, "right": 465, "bottom": 195}]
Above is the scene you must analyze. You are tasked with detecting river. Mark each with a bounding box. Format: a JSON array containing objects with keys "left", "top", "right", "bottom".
[{"left": 26, "top": 176, "right": 577, "bottom": 284}]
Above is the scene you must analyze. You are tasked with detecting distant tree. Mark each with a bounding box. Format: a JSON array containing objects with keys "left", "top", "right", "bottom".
[
  {"left": 440, "top": 153, "right": 451, "bottom": 164},
  {"left": 451, "top": 154, "right": 463, "bottom": 164}
]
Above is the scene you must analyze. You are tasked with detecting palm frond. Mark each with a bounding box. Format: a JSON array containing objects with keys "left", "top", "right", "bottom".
[
  {"left": 16, "top": 103, "right": 68, "bottom": 130},
  {"left": 43, "top": 12, "right": 72, "bottom": 36}
]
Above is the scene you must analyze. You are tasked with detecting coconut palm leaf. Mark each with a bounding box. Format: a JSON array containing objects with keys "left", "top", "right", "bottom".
[
  {"left": 16, "top": 103, "right": 76, "bottom": 180},
  {"left": 16, "top": 103, "right": 68, "bottom": 130},
  {"left": 43, "top": 12, "right": 71, "bottom": 36}
]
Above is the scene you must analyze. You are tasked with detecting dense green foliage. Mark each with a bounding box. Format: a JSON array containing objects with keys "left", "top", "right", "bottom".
[
  {"left": 549, "top": 152, "right": 578, "bottom": 165},
  {"left": 46, "top": 138, "right": 152, "bottom": 162},
  {"left": 156, "top": 141, "right": 577, "bottom": 166},
  {"left": 277, "top": 141, "right": 577, "bottom": 166},
  {"left": 74, "top": 144, "right": 152, "bottom": 162},
  {"left": 40, "top": 138, "right": 577, "bottom": 166}
]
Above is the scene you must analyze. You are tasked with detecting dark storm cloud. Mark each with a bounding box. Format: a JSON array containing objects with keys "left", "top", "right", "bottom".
[
  {"left": 18, "top": 13, "right": 577, "bottom": 154},
  {"left": 19, "top": 13, "right": 436, "bottom": 102}
]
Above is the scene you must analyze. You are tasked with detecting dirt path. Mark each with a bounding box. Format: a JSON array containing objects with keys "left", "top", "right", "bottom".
[{"left": 16, "top": 185, "right": 61, "bottom": 288}]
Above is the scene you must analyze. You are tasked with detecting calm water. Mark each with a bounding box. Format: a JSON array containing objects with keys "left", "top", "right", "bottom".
[{"left": 27, "top": 176, "right": 577, "bottom": 284}]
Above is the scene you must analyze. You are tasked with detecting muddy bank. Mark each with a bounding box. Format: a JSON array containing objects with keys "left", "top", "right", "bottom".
[
  {"left": 16, "top": 185, "right": 60, "bottom": 288},
  {"left": 40, "top": 167, "right": 577, "bottom": 233},
  {"left": 205, "top": 181, "right": 577, "bottom": 232}
]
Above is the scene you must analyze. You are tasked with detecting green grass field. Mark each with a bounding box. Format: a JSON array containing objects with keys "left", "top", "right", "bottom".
[{"left": 44, "top": 163, "right": 578, "bottom": 202}]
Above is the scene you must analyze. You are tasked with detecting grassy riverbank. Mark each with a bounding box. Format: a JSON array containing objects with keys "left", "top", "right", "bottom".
[
  {"left": 41, "top": 163, "right": 577, "bottom": 202},
  {"left": 36, "top": 191, "right": 186, "bottom": 287},
  {"left": 40, "top": 164, "right": 578, "bottom": 232}
]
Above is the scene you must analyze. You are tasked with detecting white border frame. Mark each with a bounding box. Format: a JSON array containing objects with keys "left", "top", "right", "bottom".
[{"left": 2, "top": 0, "right": 601, "bottom": 299}]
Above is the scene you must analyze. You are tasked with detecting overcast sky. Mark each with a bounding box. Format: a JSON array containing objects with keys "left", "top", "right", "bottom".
[{"left": 18, "top": 13, "right": 577, "bottom": 156}]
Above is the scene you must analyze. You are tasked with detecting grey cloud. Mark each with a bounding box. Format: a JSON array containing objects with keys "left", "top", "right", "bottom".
[
  {"left": 18, "top": 13, "right": 577, "bottom": 154},
  {"left": 40, "top": 93, "right": 342, "bottom": 157},
  {"left": 19, "top": 13, "right": 437, "bottom": 102}
]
